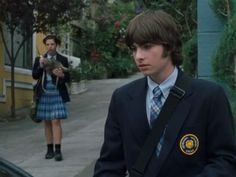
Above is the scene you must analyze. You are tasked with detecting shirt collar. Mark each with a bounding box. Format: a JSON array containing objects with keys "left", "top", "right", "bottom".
[
  {"left": 147, "top": 67, "right": 178, "bottom": 99},
  {"left": 47, "top": 53, "right": 57, "bottom": 60}
]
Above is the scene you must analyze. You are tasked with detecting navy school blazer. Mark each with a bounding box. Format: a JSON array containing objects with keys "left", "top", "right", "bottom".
[
  {"left": 94, "top": 70, "right": 236, "bottom": 177},
  {"left": 32, "top": 53, "right": 70, "bottom": 102}
]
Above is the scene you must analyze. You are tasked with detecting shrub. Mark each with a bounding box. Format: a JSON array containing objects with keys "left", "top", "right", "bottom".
[
  {"left": 182, "top": 33, "right": 197, "bottom": 78},
  {"left": 212, "top": 14, "right": 236, "bottom": 90}
]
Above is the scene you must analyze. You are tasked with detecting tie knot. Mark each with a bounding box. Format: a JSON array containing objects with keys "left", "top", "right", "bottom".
[{"left": 153, "top": 86, "right": 162, "bottom": 98}]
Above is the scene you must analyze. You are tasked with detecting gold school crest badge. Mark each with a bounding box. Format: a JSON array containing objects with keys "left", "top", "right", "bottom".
[{"left": 179, "top": 134, "right": 199, "bottom": 155}]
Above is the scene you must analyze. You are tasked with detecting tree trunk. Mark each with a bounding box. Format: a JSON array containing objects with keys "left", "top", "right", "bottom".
[
  {"left": 10, "top": 64, "right": 15, "bottom": 118},
  {"left": 10, "top": 30, "right": 15, "bottom": 118}
]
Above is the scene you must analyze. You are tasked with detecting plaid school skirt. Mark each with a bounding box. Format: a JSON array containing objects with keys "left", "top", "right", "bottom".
[{"left": 36, "top": 80, "right": 67, "bottom": 120}]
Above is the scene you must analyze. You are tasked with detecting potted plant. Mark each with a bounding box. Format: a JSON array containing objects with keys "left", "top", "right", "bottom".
[
  {"left": 69, "top": 65, "right": 87, "bottom": 94},
  {"left": 70, "top": 66, "right": 81, "bottom": 83}
]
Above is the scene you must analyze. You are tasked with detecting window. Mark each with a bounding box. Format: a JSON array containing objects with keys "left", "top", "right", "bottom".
[{"left": 4, "top": 25, "right": 32, "bottom": 70}]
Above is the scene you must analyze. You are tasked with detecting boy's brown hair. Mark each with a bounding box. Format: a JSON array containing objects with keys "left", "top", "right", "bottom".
[
  {"left": 125, "top": 10, "right": 182, "bottom": 66},
  {"left": 43, "top": 34, "right": 61, "bottom": 45}
]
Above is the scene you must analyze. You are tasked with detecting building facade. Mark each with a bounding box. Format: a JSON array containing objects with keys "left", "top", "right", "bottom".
[
  {"left": 0, "top": 31, "right": 46, "bottom": 115},
  {"left": 197, "top": 0, "right": 224, "bottom": 80}
]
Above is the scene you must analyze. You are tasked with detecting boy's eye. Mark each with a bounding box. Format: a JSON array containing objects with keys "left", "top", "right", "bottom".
[{"left": 142, "top": 43, "right": 154, "bottom": 49}]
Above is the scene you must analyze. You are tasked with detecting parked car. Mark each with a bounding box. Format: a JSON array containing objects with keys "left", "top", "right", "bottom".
[{"left": 0, "top": 157, "right": 33, "bottom": 177}]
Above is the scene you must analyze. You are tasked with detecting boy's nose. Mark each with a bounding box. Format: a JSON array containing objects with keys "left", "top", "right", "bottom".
[{"left": 134, "top": 48, "right": 145, "bottom": 61}]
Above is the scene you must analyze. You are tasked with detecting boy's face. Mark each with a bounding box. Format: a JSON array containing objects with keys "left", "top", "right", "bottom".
[
  {"left": 45, "top": 39, "right": 57, "bottom": 54},
  {"left": 132, "top": 43, "right": 174, "bottom": 83}
]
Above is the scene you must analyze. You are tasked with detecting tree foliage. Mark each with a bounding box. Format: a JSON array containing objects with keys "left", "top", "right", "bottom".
[
  {"left": 210, "top": 0, "right": 236, "bottom": 89},
  {"left": 208, "top": 0, "right": 235, "bottom": 22},
  {"left": 0, "top": 0, "right": 86, "bottom": 37},
  {"left": 182, "top": 33, "right": 197, "bottom": 77},
  {"left": 140, "top": 0, "right": 197, "bottom": 43},
  {"left": 212, "top": 14, "right": 236, "bottom": 89},
  {"left": 75, "top": 0, "right": 137, "bottom": 79},
  {"left": 209, "top": 0, "right": 236, "bottom": 121}
]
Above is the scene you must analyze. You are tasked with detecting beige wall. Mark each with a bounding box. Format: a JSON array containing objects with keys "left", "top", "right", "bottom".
[
  {"left": 36, "top": 33, "right": 47, "bottom": 55},
  {"left": 0, "top": 33, "right": 46, "bottom": 114}
]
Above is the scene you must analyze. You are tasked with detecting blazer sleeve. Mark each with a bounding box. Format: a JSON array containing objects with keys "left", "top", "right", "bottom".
[
  {"left": 93, "top": 90, "right": 127, "bottom": 177},
  {"left": 57, "top": 55, "right": 70, "bottom": 84},
  {"left": 196, "top": 86, "right": 236, "bottom": 177},
  {"left": 32, "top": 57, "right": 44, "bottom": 80}
]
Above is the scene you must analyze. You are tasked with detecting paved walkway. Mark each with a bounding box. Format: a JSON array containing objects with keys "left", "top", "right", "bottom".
[{"left": 0, "top": 73, "right": 143, "bottom": 177}]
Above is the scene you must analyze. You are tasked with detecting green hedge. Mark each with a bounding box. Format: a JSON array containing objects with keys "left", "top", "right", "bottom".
[
  {"left": 182, "top": 33, "right": 197, "bottom": 77},
  {"left": 210, "top": 0, "right": 236, "bottom": 127},
  {"left": 212, "top": 14, "right": 236, "bottom": 90}
]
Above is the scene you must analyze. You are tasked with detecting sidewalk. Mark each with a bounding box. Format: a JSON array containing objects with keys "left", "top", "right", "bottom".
[{"left": 0, "top": 73, "right": 143, "bottom": 177}]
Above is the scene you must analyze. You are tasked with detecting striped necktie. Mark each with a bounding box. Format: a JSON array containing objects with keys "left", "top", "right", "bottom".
[
  {"left": 150, "top": 86, "right": 164, "bottom": 157},
  {"left": 150, "top": 86, "right": 163, "bottom": 127}
]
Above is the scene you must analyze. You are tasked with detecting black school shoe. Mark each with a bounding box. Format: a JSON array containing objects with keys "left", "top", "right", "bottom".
[
  {"left": 45, "top": 151, "right": 54, "bottom": 159},
  {"left": 54, "top": 152, "right": 63, "bottom": 161}
]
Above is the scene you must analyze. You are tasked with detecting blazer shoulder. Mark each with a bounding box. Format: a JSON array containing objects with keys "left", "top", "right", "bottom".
[
  {"left": 114, "top": 77, "right": 146, "bottom": 97},
  {"left": 33, "top": 56, "right": 40, "bottom": 65},
  {"left": 191, "top": 78, "right": 224, "bottom": 94},
  {"left": 57, "top": 53, "right": 68, "bottom": 60}
]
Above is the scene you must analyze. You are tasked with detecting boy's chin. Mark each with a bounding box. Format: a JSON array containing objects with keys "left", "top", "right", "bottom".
[{"left": 48, "top": 51, "right": 56, "bottom": 56}]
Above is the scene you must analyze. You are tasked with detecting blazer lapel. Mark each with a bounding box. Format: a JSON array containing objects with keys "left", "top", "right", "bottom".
[
  {"left": 56, "top": 53, "right": 61, "bottom": 62},
  {"left": 126, "top": 77, "right": 150, "bottom": 145},
  {"left": 150, "top": 72, "right": 193, "bottom": 177},
  {"left": 144, "top": 96, "right": 192, "bottom": 177},
  {"left": 157, "top": 98, "right": 191, "bottom": 172}
]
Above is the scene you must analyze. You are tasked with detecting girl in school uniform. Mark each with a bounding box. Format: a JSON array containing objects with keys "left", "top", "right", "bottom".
[{"left": 32, "top": 35, "right": 70, "bottom": 161}]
